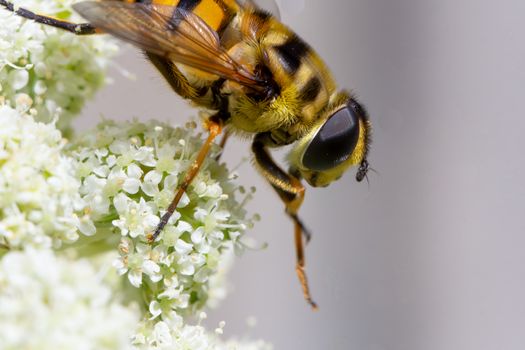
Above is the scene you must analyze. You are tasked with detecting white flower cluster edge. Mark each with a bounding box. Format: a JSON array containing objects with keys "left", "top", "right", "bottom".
[
  {"left": 0, "top": 105, "right": 91, "bottom": 249},
  {"left": 0, "top": 0, "right": 272, "bottom": 348},
  {"left": 0, "top": 0, "right": 118, "bottom": 130}
]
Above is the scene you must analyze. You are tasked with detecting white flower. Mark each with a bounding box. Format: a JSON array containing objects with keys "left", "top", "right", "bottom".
[
  {"left": 69, "top": 119, "right": 258, "bottom": 316},
  {"left": 115, "top": 238, "right": 162, "bottom": 287},
  {"left": 0, "top": 249, "right": 140, "bottom": 349},
  {"left": 0, "top": 0, "right": 118, "bottom": 130},
  {"left": 112, "top": 195, "right": 160, "bottom": 239},
  {"left": 132, "top": 317, "right": 273, "bottom": 350},
  {"left": 0, "top": 105, "right": 92, "bottom": 249}
]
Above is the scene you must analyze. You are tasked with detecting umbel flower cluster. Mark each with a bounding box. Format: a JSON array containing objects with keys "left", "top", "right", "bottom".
[
  {"left": 0, "top": 1, "right": 271, "bottom": 349},
  {"left": 0, "top": 0, "right": 118, "bottom": 130},
  {"left": 71, "top": 118, "right": 258, "bottom": 316}
]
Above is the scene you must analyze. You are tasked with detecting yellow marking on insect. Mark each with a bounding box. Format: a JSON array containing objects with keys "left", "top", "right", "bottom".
[{"left": 193, "top": 0, "right": 225, "bottom": 32}]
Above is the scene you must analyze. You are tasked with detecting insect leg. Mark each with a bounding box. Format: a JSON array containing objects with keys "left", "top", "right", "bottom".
[
  {"left": 0, "top": 0, "right": 99, "bottom": 35},
  {"left": 252, "top": 133, "right": 318, "bottom": 310},
  {"left": 146, "top": 53, "right": 204, "bottom": 100},
  {"left": 215, "top": 130, "right": 231, "bottom": 161},
  {"left": 148, "top": 117, "right": 223, "bottom": 242}
]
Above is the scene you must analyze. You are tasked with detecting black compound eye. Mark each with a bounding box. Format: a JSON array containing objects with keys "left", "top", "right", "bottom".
[{"left": 302, "top": 106, "right": 360, "bottom": 171}]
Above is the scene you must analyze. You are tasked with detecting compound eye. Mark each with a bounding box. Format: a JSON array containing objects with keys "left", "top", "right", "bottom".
[{"left": 302, "top": 106, "right": 360, "bottom": 171}]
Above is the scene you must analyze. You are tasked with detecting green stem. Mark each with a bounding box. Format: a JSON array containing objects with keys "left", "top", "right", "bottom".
[
  {"left": 63, "top": 224, "right": 119, "bottom": 257},
  {"left": 0, "top": 242, "right": 9, "bottom": 259}
]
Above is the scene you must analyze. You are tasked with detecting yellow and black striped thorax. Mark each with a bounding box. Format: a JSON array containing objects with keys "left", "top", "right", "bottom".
[
  {"left": 123, "top": 0, "right": 240, "bottom": 37},
  {"left": 241, "top": 10, "right": 338, "bottom": 123}
]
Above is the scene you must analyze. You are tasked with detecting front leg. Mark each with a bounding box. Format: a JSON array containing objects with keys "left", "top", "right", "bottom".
[
  {"left": 0, "top": 0, "right": 99, "bottom": 35},
  {"left": 252, "top": 133, "right": 318, "bottom": 309},
  {"left": 149, "top": 116, "right": 223, "bottom": 242}
]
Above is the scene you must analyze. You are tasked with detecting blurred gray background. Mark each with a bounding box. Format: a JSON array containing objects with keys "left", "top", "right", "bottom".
[{"left": 76, "top": 0, "right": 525, "bottom": 349}]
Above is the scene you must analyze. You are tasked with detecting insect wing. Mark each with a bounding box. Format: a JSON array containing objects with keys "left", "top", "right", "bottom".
[{"left": 72, "top": 1, "right": 264, "bottom": 88}]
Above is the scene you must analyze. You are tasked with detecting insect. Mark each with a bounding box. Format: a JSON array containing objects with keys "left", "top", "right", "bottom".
[{"left": 1, "top": 0, "right": 372, "bottom": 309}]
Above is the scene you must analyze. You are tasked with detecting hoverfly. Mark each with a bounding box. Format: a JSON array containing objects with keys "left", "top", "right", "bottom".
[{"left": 0, "top": 0, "right": 372, "bottom": 309}]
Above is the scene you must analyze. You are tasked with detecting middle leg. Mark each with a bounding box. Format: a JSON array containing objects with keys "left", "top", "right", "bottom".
[
  {"left": 148, "top": 116, "right": 223, "bottom": 242},
  {"left": 252, "top": 133, "right": 318, "bottom": 309}
]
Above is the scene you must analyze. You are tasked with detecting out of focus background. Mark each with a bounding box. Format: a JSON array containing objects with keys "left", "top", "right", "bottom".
[{"left": 76, "top": 0, "right": 525, "bottom": 349}]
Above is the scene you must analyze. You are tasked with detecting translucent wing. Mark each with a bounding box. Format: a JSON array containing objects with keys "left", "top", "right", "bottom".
[{"left": 73, "top": 1, "right": 266, "bottom": 89}]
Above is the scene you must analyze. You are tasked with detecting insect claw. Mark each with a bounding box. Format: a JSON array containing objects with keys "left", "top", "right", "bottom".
[
  {"left": 149, "top": 212, "right": 171, "bottom": 243},
  {"left": 289, "top": 213, "right": 312, "bottom": 243},
  {"left": 301, "top": 224, "right": 313, "bottom": 244},
  {"left": 295, "top": 263, "right": 318, "bottom": 310}
]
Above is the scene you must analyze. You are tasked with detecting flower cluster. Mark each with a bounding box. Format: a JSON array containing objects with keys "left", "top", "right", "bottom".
[
  {"left": 0, "top": 105, "right": 91, "bottom": 249},
  {"left": 0, "top": 249, "right": 140, "bottom": 349},
  {"left": 0, "top": 0, "right": 118, "bottom": 130},
  {"left": 69, "top": 119, "right": 257, "bottom": 317},
  {"left": 0, "top": 109, "right": 269, "bottom": 349},
  {"left": 0, "top": 0, "right": 272, "bottom": 348},
  {"left": 133, "top": 312, "right": 272, "bottom": 350}
]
